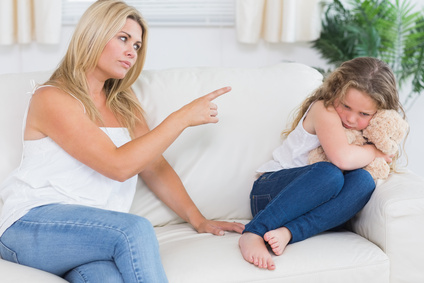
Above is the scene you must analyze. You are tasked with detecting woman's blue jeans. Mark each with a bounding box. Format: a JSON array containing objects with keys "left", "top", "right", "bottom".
[
  {"left": 244, "top": 162, "right": 376, "bottom": 243},
  {"left": 0, "top": 204, "right": 168, "bottom": 283}
]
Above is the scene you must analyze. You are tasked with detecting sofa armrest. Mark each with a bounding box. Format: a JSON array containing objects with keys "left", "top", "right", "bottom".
[{"left": 350, "top": 170, "right": 424, "bottom": 283}]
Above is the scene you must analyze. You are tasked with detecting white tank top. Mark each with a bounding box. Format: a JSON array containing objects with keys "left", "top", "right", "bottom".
[
  {"left": 0, "top": 86, "right": 137, "bottom": 236},
  {"left": 257, "top": 105, "right": 320, "bottom": 172}
]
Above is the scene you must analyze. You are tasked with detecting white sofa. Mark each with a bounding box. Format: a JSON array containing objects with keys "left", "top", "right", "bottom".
[{"left": 1, "top": 63, "right": 424, "bottom": 283}]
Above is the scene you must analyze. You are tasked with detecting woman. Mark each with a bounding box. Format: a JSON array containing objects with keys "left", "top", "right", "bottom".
[{"left": 0, "top": 1, "right": 244, "bottom": 282}]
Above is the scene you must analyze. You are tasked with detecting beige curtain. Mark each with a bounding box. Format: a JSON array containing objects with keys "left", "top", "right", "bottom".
[
  {"left": 0, "top": 0, "right": 62, "bottom": 45},
  {"left": 236, "top": 0, "right": 323, "bottom": 44}
]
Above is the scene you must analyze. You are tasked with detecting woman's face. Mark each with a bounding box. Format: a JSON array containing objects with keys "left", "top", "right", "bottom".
[
  {"left": 95, "top": 18, "right": 142, "bottom": 81},
  {"left": 334, "top": 87, "right": 378, "bottom": 131}
]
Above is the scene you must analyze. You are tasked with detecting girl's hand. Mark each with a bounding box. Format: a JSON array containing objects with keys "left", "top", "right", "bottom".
[
  {"left": 372, "top": 145, "right": 394, "bottom": 163},
  {"left": 195, "top": 219, "right": 245, "bottom": 236},
  {"left": 175, "top": 87, "right": 231, "bottom": 128}
]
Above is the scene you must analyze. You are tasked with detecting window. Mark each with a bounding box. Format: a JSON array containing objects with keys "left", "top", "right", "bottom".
[{"left": 62, "top": 0, "right": 235, "bottom": 26}]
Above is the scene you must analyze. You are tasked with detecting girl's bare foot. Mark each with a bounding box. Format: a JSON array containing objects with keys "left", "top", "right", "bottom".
[
  {"left": 239, "top": 232, "right": 276, "bottom": 270},
  {"left": 264, "top": 227, "right": 292, "bottom": 256}
]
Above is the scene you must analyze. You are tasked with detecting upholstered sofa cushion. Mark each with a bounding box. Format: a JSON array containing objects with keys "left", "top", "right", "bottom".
[{"left": 155, "top": 224, "right": 389, "bottom": 283}]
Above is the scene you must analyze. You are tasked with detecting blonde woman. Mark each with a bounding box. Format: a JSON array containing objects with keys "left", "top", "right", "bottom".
[
  {"left": 0, "top": 1, "right": 244, "bottom": 282},
  {"left": 239, "top": 57, "right": 406, "bottom": 270}
]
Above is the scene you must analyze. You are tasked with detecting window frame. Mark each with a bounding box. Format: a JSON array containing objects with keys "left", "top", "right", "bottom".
[{"left": 62, "top": 0, "right": 235, "bottom": 27}]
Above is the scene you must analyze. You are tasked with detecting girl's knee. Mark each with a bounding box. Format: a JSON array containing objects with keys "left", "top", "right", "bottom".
[
  {"left": 313, "top": 162, "right": 343, "bottom": 178},
  {"left": 312, "top": 162, "right": 344, "bottom": 192},
  {"left": 344, "top": 169, "right": 376, "bottom": 203},
  {"left": 348, "top": 169, "right": 376, "bottom": 192}
]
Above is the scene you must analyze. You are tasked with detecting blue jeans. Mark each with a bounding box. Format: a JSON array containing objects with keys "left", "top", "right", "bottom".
[
  {"left": 0, "top": 204, "right": 168, "bottom": 283},
  {"left": 244, "top": 162, "right": 375, "bottom": 243}
]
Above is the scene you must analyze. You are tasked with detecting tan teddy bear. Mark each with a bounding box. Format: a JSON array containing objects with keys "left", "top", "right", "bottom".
[{"left": 308, "top": 109, "right": 409, "bottom": 180}]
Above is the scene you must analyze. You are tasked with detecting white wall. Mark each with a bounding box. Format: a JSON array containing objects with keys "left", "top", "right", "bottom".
[{"left": 0, "top": 8, "right": 422, "bottom": 178}]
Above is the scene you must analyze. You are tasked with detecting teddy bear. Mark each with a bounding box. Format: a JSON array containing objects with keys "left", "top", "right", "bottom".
[{"left": 308, "top": 109, "right": 409, "bottom": 180}]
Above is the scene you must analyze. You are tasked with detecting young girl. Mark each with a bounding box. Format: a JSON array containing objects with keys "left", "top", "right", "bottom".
[
  {"left": 0, "top": 1, "right": 243, "bottom": 282},
  {"left": 238, "top": 57, "right": 406, "bottom": 270}
]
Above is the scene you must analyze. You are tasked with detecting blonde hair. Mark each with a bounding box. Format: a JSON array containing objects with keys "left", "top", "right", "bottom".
[
  {"left": 45, "top": 0, "right": 148, "bottom": 137},
  {"left": 283, "top": 57, "right": 407, "bottom": 172}
]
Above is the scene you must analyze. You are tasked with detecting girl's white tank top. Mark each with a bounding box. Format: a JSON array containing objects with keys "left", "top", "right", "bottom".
[
  {"left": 257, "top": 104, "right": 321, "bottom": 173},
  {"left": 0, "top": 85, "right": 137, "bottom": 236}
]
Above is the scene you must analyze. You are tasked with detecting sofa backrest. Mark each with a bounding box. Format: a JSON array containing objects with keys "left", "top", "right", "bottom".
[
  {"left": 0, "top": 71, "right": 52, "bottom": 182},
  {"left": 0, "top": 63, "right": 323, "bottom": 225},
  {"left": 129, "top": 63, "right": 323, "bottom": 225}
]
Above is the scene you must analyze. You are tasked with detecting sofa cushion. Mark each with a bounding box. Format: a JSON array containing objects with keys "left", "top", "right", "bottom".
[
  {"left": 130, "top": 63, "right": 323, "bottom": 226},
  {"left": 0, "top": 258, "right": 67, "bottom": 282},
  {"left": 155, "top": 223, "right": 389, "bottom": 283}
]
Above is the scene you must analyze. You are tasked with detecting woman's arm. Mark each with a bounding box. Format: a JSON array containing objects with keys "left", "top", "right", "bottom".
[
  {"left": 305, "top": 101, "right": 386, "bottom": 170},
  {"left": 26, "top": 86, "right": 230, "bottom": 182},
  {"left": 139, "top": 157, "right": 245, "bottom": 235},
  {"left": 130, "top": 97, "right": 244, "bottom": 235}
]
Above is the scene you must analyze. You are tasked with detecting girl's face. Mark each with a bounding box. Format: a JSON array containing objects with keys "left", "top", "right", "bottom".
[
  {"left": 334, "top": 87, "right": 377, "bottom": 131},
  {"left": 95, "top": 18, "right": 142, "bottom": 81}
]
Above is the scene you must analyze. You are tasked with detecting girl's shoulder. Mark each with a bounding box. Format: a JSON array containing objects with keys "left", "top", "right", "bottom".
[
  {"left": 304, "top": 100, "right": 340, "bottom": 133},
  {"left": 308, "top": 100, "right": 337, "bottom": 117}
]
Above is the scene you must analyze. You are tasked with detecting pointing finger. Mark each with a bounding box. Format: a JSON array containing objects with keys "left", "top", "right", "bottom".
[{"left": 204, "top": 86, "right": 231, "bottom": 101}]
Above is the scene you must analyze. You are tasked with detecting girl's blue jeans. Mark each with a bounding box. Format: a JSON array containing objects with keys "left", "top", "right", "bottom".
[
  {"left": 0, "top": 204, "right": 168, "bottom": 283},
  {"left": 244, "top": 162, "right": 376, "bottom": 243}
]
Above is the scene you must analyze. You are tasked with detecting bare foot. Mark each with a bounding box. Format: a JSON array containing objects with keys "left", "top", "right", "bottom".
[
  {"left": 264, "top": 227, "right": 292, "bottom": 256},
  {"left": 239, "top": 232, "right": 276, "bottom": 270}
]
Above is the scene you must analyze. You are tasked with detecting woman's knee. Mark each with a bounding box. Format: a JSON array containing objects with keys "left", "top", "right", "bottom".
[{"left": 117, "top": 214, "right": 158, "bottom": 246}]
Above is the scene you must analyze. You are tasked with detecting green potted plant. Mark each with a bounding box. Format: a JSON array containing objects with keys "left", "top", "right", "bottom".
[{"left": 312, "top": 0, "right": 424, "bottom": 110}]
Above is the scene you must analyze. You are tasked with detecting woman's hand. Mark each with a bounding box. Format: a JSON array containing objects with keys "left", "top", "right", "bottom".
[
  {"left": 174, "top": 87, "right": 231, "bottom": 128},
  {"left": 194, "top": 219, "right": 245, "bottom": 236}
]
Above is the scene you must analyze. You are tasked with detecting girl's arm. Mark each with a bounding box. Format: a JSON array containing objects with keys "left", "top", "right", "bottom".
[
  {"left": 25, "top": 86, "right": 230, "bottom": 182},
  {"left": 305, "top": 101, "right": 389, "bottom": 170}
]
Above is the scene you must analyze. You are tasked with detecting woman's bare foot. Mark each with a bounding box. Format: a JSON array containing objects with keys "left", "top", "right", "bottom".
[
  {"left": 239, "top": 232, "right": 276, "bottom": 270},
  {"left": 264, "top": 227, "right": 292, "bottom": 256}
]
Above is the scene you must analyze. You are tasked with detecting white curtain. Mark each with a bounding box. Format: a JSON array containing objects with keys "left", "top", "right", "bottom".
[
  {"left": 236, "top": 0, "right": 323, "bottom": 44},
  {"left": 0, "top": 0, "right": 62, "bottom": 45}
]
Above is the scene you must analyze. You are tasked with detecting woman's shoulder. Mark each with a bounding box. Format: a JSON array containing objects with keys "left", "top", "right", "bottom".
[
  {"left": 25, "top": 86, "right": 87, "bottom": 140},
  {"left": 33, "top": 84, "right": 68, "bottom": 98},
  {"left": 31, "top": 85, "right": 85, "bottom": 113}
]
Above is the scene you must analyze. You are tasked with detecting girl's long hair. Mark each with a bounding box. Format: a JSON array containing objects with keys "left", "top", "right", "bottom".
[
  {"left": 45, "top": 0, "right": 148, "bottom": 137},
  {"left": 283, "top": 57, "right": 407, "bottom": 172}
]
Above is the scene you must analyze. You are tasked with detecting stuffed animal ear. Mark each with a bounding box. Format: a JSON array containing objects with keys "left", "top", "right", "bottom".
[{"left": 362, "top": 109, "right": 409, "bottom": 155}]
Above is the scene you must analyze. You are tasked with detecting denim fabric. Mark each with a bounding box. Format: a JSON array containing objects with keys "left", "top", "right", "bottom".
[
  {"left": 63, "top": 261, "right": 124, "bottom": 283},
  {"left": 0, "top": 204, "right": 168, "bottom": 283},
  {"left": 244, "top": 162, "right": 375, "bottom": 244}
]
